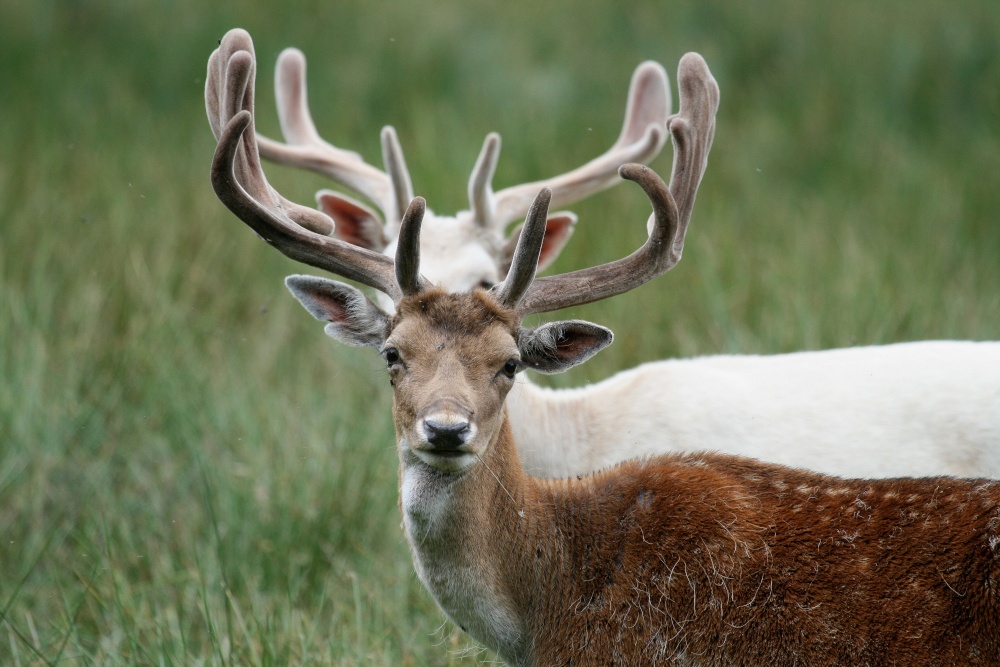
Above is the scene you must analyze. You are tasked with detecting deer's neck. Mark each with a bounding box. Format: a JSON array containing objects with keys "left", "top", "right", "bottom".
[{"left": 398, "top": 416, "right": 554, "bottom": 665}]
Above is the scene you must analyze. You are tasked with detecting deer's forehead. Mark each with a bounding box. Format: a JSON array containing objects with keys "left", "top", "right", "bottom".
[{"left": 388, "top": 290, "right": 520, "bottom": 355}]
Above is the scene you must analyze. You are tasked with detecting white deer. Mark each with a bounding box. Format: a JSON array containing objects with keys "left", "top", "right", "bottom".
[
  {"left": 207, "top": 57, "right": 1000, "bottom": 661},
  {"left": 207, "top": 29, "right": 1000, "bottom": 479}
]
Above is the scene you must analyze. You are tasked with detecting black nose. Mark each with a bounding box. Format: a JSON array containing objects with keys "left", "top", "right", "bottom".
[{"left": 423, "top": 420, "right": 470, "bottom": 450}]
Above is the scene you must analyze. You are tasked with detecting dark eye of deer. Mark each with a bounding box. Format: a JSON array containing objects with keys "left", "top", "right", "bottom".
[
  {"left": 502, "top": 359, "right": 519, "bottom": 378},
  {"left": 383, "top": 348, "right": 400, "bottom": 366}
]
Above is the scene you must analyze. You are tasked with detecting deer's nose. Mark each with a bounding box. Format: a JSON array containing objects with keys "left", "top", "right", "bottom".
[{"left": 422, "top": 419, "right": 471, "bottom": 450}]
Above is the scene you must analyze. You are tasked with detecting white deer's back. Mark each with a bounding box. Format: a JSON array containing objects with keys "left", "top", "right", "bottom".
[{"left": 508, "top": 340, "right": 1000, "bottom": 478}]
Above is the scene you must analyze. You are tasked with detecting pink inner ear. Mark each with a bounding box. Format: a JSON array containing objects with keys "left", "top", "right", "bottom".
[
  {"left": 553, "top": 326, "right": 605, "bottom": 358},
  {"left": 536, "top": 214, "right": 576, "bottom": 272},
  {"left": 316, "top": 192, "right": 389, "bottom": 251},
  {"left": 297, "top": 286, "right": 354, "bottom": 324}
]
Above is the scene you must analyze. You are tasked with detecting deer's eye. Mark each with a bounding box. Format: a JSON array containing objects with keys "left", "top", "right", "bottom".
[
  {"left": 383, "top": 348, "right": 401, "bottom": 367},
  {"left": 501, "top": 358, "right": 520, "bottom": 379}
]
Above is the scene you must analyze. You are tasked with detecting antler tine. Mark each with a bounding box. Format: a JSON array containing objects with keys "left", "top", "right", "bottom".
[
  {"left": 394, "top": 197, "right": 431, "bottom": 297},
  {"left": 255, "top": 46, "right": 403, "bottom": 222},
  {"left": 493, "top": 188, "right": 551, "bottom": 309},
  {"left": 516, "top": 53, "right": 719, "bottom": 316},
  {"left": 208, "top": 29, "right": 401, "bottom": 301},
  {"left": 486, "top": 61, "right": 671, "bottom": 231},
  {"left": 206, "top": 51, "right": 224, "bottom": 140},
  {"left": 206, "top": 30, "right": 264, "bottom": 192},
  {"left": 468, "top": 133, "right": 501, "bottom": 227},
  {"left": 666, "top": 52, "right": 719, "bottom": 253},
  {"left": 271, "top": 48, "right": 324, "bottom": 146},
  {"left": 381, "top": 126, "right": 416, "bottom": 234}
]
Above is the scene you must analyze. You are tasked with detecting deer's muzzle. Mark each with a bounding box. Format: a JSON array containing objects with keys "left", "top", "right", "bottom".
[{"left": 417, "top": 399, "right": 476, "bottom": 453}]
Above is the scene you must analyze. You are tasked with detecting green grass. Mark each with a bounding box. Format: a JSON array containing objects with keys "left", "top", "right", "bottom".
[{"left": 1, "top": 0, "right": 998, "bottom": 664}]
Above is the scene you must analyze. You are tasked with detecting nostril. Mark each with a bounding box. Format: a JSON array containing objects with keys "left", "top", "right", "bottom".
[{"left": 423, "top": 419, "right": 471, "bottom": 450}]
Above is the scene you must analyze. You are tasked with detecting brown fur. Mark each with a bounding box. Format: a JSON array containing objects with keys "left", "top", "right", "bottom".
[
  {"left": 524, "top": 457, "right": 1000, "bottom": 665},
  {"left": 390, "top": 290, "right": 1000, "bottom": 667},
  {"left": 393, "top": 287, "right": 520, "bottom": 336}
]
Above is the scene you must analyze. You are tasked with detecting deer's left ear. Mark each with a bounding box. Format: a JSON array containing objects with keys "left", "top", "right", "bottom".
[
  {"left": 285, "top": 275, "right": 391, "bottom": 348},
  {"left": 518, "top": 320, "right": 613, "bottom": 374}
]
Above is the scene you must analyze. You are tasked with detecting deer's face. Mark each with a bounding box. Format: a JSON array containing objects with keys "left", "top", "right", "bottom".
[
  {"left": 384, "top": 290, "right": 521, "bottom": 472},
  {"left": 284, "top": 276, "right": 614, "bottom": 474}
]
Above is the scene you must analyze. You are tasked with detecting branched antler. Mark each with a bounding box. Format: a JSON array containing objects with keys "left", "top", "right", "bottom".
[
  {"left": 206, "top": 29, "right": 426, "bottom": 300},
  {"left": 471, "top": 61, "right": 671, "bottom": 230},
  {"left": 513, "top": 53, "right": 718, "bottom": 315}
]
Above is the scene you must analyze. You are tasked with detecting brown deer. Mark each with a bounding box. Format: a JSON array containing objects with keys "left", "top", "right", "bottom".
[{"left": 209, "top": 37, "right": 1000, "bottom": 666}]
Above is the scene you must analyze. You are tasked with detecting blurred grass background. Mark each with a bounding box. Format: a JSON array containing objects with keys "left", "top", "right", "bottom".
[{"left": 1, "top": 0, "right": 998, "bottom": 664}]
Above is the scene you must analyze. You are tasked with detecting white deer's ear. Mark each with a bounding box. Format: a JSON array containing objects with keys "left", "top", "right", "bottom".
[
  {"left": 316, "top": 190, "right": 390, "bottom": 251},
  {"left": 285, "top": 275, "right": 391, "bottom": 348},
  {"left": 518, "top": 320, "right": 613, "bottom": 374},
  {"left": 500, "top": 212, "right": 577, "bottom": 276}
]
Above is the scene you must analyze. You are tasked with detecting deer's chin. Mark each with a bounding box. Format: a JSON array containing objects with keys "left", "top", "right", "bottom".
[{"left": 401, "top": 434, "right": 480, "bottom": 472}]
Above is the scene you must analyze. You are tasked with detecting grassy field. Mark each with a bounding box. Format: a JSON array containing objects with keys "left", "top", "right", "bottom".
[{"left": 2, "top": 0, "right": 998, "bottom": 664}]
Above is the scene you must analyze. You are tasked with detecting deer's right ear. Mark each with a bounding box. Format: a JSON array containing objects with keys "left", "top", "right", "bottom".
[
  {"left": 285, "top": 275, "right": 391, "bottom": 348},
  {"left": 316, "top": 191, "right": 390, "bottom": 252}
]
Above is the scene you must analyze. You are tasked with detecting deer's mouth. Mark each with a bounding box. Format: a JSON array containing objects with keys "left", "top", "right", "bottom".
[{"left": 409, "top": 446, "right": 477, "bottom": 472}]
